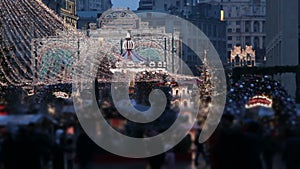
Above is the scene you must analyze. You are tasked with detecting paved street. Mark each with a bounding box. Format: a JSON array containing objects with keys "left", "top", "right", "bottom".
[
  {"left": 72, "top": 153, "right": 286, "bottom": 169},
  {"left": 76, "top": 162, "right": 202, "bottom": 169}
]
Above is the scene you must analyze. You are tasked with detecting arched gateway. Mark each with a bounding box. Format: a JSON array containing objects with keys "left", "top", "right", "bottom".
[{"left": 226, "top": 75, "right": 297, "bottom": 124}]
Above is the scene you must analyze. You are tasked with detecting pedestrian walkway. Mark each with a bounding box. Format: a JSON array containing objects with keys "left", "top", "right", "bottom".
[
  {"left": 91, "top": 162, "right": 205, "bottom": 169},
  {"left": 271, "top": 154, "right": 286, "bottom": 169},
  {"left": 72, "top": 153, "right": 286, "bottom": 169}
]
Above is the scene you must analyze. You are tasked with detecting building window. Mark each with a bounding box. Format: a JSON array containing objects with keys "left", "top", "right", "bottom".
[
  {"left": 213, "top": 25, "right": 217, "bottom": 37},
  {"left": 245, "top": 21, "right": 251, "bottom": 32},
  {"left": 228, "top": 28, "right": 232, "bottom": 33},
  {"left": 228, "top": 36, "right": 232, "bottom": 40},
  {"left": 254, "top": 21, "right": 259, "bottom": 32},
  {"left": 204, "top": 24, "right": 208, "bottom": 35},
  {"left": 193, "top": 55, "right": 197, "bottom": 62},
  {"left": 236, "top": 36, "right": 241, "bottom": 41},
  {"left": 227, "top": 44, "right": 232, "bottom": 49},
  {"left": 208, "top": 24, "right": 212, "bottom": 36},
  {"left": 245, "top": 36, "right": 251, "bottom": 45},
  {"left": 236, "top": 21, "right": 241, "bottom": 25},
  {"left": 236, "top": 28, "right": 241, "bottom": 33},
  {"left": 254, "top": 37, "right": 259, "bottom": 48}
]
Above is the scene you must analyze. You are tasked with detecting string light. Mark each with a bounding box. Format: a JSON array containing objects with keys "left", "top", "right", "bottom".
[
  {"left": 0, "top": 2, "right": 199, "bottom": 90},
  {"left": 0, "top": 0, "right": 80, "bottom": 86}
]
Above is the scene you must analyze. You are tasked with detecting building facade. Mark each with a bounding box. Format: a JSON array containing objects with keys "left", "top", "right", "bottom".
[
  {"left": 218, "top": 0, "right": 266, "bottom": 65},
  {"left": 42, "top": 0, "right": 65, "bottom": 14},
  {"left": 61, "top": 0, "right": 79, "bottom": 28},
  {"left": 90, "top": 8, "right": 181, "bottom": 74},
  {"left": 138, "top": 0, "right": 197, "bottom": 16},
  {"left": 138, "top": 0, "right": 154, "bottom": 10},
  {"left": 77, "top": 0, "right": 112, "bottom": 11},
  {"left": 42, "top": 0, "right": 78, "bottom": 28},
  {"left": 138, "top": 0, "right": 227, "bottom": 74},
  {"left": 266, "top": 0, "right": 299, "bottom": 97},
  {"left": 76, "top": 0, "right": 112, "bottom": 29}
]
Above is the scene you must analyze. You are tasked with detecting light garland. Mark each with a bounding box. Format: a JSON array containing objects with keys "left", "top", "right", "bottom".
[
  {"left": 0, "top": 0, "right": 82, "bottom": 86},
  {"left": 0, "top": 1, "right": 197, "bottom": 88},
  {"left": 245, "top": 95, "right": 273, "bottom": 109}
]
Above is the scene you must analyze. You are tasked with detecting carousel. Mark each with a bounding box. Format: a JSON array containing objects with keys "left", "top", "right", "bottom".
[{"left": 105, "top": 29, "right": 198, "bottom": 109}]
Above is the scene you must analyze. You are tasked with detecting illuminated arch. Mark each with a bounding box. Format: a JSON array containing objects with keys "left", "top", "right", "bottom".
[
  {"left": 37, "top": 43, "right": 77, "bottom": 84},
  {"left": 226, "top": 76, "right": 297, "bottom": 121},
  {"left": 98, "top": 9, "right": 139, "bottom": 29}
]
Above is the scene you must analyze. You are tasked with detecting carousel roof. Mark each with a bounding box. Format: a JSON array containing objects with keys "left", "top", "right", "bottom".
[{"left": 121, "top": 50, "right": 149, "bottom": 62}]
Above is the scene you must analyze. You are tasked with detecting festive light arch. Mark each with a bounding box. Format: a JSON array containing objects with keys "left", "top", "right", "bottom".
[
  {"left": 226, "top": 75, "right": 297, "bottom": 120},
  {"left": 98, "top": 8, "right": 139, "bottom": 29}
]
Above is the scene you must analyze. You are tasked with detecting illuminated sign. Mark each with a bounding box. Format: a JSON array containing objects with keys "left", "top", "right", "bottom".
[
  {"left": 115, "top": 61, "right": 167, "bottom": 69},
  {"left": 245, "top": 95, "right": 272, "bottom": 109},
  {"left": 53, "top": 91, "right": 70, "bottom": 99}
]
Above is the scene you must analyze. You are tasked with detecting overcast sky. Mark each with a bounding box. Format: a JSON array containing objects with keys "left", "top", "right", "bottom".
[{"left": 111, "top": 0, "right": 139, "bottom": 10}]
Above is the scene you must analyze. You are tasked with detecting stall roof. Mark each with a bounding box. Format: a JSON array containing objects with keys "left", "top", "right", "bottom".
[{"left": 0, "top": 114, "right": 58, "bottom": 126}]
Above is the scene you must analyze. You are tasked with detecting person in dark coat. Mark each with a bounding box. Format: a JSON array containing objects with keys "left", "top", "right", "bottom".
[
  {"left": 76, "top": 131, "right": 95, "bottom": 169},
  {"left": 145, "top": 129, "right": 165, "bottom": 169},
  {"left": 242, "top": 121, "right": 264, "bottom": 169},
  {"left": 148, "top": 153, "right": 166, "bottom": 169},
  {"left": 283, "top": 129, "right": 300, "bottom": 169},
  {"left": 52, "top": 129, "right": 66, "bottom": 169},
  {"left": 262, "top": 129, "right": 278, "bottom": 169},
  {"left": 208, "top": 114, "right": 246, "bottom": 169},
  {"left": 1, "top": 132, "right": 17, "bottom": 169},
  {"left": 194, "top": 128, "right": 208, "bottom": 166},
  {"left": 15, "top": 126, "right": 42, "bottom": 169}
]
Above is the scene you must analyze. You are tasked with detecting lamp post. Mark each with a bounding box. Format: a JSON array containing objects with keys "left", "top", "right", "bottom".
[{"left": 172, "top": 32, "right": 175, "bottom": 74}]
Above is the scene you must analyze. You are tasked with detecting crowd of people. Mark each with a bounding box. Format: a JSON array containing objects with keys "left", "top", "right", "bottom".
[
  {"left": 194, "top": 113, "right": 300, "bottom": 169},
  {"left": 0, "top": 122, "right": 79, "bottom": 169},
  {"left": 0, "top": 75, "right": 299, "bottom": 169}
]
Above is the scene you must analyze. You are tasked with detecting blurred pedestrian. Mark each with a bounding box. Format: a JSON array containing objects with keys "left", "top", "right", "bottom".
[
  {"left": 262, "top": 129, "right": 278, "bottom": 169},
  {"left": 164, "top": 144, "right": 175, "bottom": 169},
  {"left": 0, "top": 131, "right": 16, "bottom": 169},
  {"left": 15, "top": 125, "right": 42, "bottom": 169},
  {"left": 194, "top": 128, "right": 208, "bottom": 167},
  {"left": 76, "top": 130, "right": 95, "bottom": 169},
  {"left": 283, "top": 129, "right": 300, "bottom": 169},
  {"left": 242, "top": 120, "right": 264, "bottom": 169},
  {"left": 65, "top": 136, "right": 75, "bottom": 169},
  {"left": 145, "top": 129, "right": 165, "bottom": 169},
  {"left": 52, "top": 129, "right": 66, "bottom": 169},
  {"left": 208, "top": 114, "right": 245, "bottom": 169}
]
